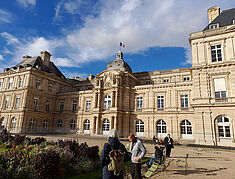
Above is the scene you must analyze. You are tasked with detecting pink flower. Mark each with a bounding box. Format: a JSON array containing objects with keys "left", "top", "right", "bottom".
[{"left": 69, "top": 163, "right": 72, "bottom": 167}]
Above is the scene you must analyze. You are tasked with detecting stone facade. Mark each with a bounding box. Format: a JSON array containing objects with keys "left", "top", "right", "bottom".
[{"left": 1, "top": 7, "right": 235, "bottom": 146}]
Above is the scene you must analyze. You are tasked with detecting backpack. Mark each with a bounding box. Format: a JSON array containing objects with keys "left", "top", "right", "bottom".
[{"left": 107, "top": 144, "right": 126, "bottom": 176}]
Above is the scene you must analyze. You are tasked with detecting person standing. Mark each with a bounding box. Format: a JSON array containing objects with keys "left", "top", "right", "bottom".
[
  {"left": 152, "top": 135, "right": 156, "bottom": 144},
  {"left": 164, "top": 134, "right": 174, "bottom": 157},
  {"left": 128, "top": 134, "right": 146, "bottom": 179},
  {"left": 100, "top": 129, "right": 130, "bottom": 179}
]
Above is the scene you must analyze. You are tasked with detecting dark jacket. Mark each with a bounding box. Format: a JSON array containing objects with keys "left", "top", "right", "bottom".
[
  {"left": 155, "top": 148, "right": 163, "bottom": 160},
  {"left": 164, "top": 136, "right": 174, "bottom": 148},
  {"left": 100, "top": 137, "right": 130, "bottom": 179}
]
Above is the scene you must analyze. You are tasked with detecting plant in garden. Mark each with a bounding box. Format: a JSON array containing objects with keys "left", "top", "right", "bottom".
[{"left": 32, "top": 149, "right": 60, "bottom": 178}]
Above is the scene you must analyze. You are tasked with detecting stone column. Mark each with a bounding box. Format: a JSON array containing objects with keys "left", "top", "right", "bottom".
[
  {"left": 92, "top": 117, "right": 96, "bottom": 134},
  {"left": 96, "top": 117, "right": 99, "bottom": 134}
]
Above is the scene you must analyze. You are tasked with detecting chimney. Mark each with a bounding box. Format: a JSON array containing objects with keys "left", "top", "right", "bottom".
[
  {"left": 88, "top": 74, "right": 94, "bottom": 80},
  {"left": 40, "top": 51, "right": 51, "bottom": 66},
  {"left": 23, "top": 55, "right": 31, "bottom": 60},
  {"left": 208, "top": 6, "right": 220, "bottom": 23}
]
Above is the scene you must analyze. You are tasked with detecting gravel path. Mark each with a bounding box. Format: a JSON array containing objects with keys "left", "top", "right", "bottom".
[{"left": 28, "top": 134, "right": 235, "bottom": 179}]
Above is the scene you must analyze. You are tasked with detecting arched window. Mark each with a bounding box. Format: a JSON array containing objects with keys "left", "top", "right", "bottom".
[
  {"left": 102, "top": 119, "right": 110, "bottom": 134},
  {"left": 181, "top": 120, "right": 192, "bottom": 139},
  {"left": 70, "top": 120, "right": 76, "bottom": 130},
  {"left": 57, "top": 120, "right": 62, "bottom": 129},
  {"left": 12, "top": 118, "right": 17, "bottom": 129},
  {"left": 29, "top": 119, "right": 36, "bottom": 129},
  {"left": 157, "top": 120, "right": 167, "bottom": 138},
  {"left": 0, "top": 117, "right": 5, "bottom": 129},
  {"left": 104, "top": 95, "right": 111, "bottom": 109},
  {"left": 84, "top": 120, "right": 90, "bottom": 134},
  {"left": 136, "top": 120, "right": 144, "bottom": 136},
  {"left": 217, "top": 116, "right": 231, "bottom": 138}
]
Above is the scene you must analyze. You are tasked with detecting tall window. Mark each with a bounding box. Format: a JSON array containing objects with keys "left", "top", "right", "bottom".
[
  {"left": 72, "top": 100, "right": 77, "bottom": 111},
  {"left": 211, "top": 45, "right": 222, "bottom": 62},
  {"left": 46, "top": 100, "right": 51, "bottom": 111},
  {"left": 36, "top": 80, "right": 41, "bottom": 89},
  {"left": 181, "top": 94, "right": 188, "bottom": 108},
  {"left": 157, "top": 120, "right": 167, "bottom": 134},
  {"left": 0, "top": 81, "right": 3, "bottom": 90},
  {"left": 33, "top": 98, "right": 39, "bottom": 109},
  {"left": 12, "top": 118, "right": 17, "bottom": 129},
  {"left": 57, "top": 120, "right": 62, "bottom": 129},
  {"left": 214, "top": 78, "right": 226, "bottom": 98},
  {"left": 43, "top": 120, "right": 48, "bottom": 128},
  {"left": 102, "top": 119, "right": 110, "bottom": 132},
  {"left": 136, "top": 120, "right": 144, "bottom": 133},
  {"left": 157, "top": 96, "right": 164, "bottom": 109},
  {"left": 5, "top": 98, "right": 9, "bottom": 108},
  {"left": 86, "top": 100, "right": 91, "bottom": 111},
  {"left": 84, "top": 120, "right": 90, "bottom": 130},
  {"left": 217, "top": 116, "right": 231, "bottom": 138},
  {"left": 104, "top": 95, "right": 111, "bottom": 109},
  {"left": 137, "top": 97, "right": 143, "bottom": 109},
  {"left": 15, "top": 96, "right": 20, "bottom": 108},
  {"left": 60, "top": 101, "right": 64, "bottom": 111},
  {"left": 181, "top": 120, "right": 192, "bottom": 135},
  {"left": 19, "top": 78, "right": 24, "bottom": 88},
  {"left": 29, "top": 119, "right": 36, "bottom": 129},
  {"left": 8, "top": 78, "right": 13, "bottom": 89},
  {"left": 70, "top": 119, "right": 76, "bottom": 130},
  {"left": 48, "top": 83, "right": 52, "bottom": 92},
  {"left": 1, "top": 118, "right": 5, "bottom": 129}
]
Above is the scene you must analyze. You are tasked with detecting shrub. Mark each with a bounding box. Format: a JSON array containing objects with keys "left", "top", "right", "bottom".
[{"left": 32, "top": 149, "right": 60, "bottom": 178}]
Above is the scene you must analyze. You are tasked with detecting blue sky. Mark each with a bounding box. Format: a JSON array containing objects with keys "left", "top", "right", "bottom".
[{"left": 0, "top": 0, "right": 235, "bottom": 78}]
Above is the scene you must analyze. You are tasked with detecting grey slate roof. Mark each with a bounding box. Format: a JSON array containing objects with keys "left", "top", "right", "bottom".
[
  {"left": 204, "top": 8, "right": 235, "bottom": 30},
  {"left": 106, "top": 58, "right": 132, "bottom": 73},
  {"left": 8, "top": 56, "right": 66, "bottom": 79}
]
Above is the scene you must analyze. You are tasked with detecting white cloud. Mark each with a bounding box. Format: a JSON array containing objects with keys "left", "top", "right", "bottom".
[
  {"left": 52, "top": 57, "right": 76, "bottom": 67},
  {"left": 1, "top": 32, "right": 20, "bottom": 45},
  {"left": 13, "top": 37, "right": 63, "bottom": 61},
  {"left": 63, "top": 71, "right": 88, "bottom": 79},
  {"left": 16, "top": 0, "right": 36, "bottom": 8},
  {"left": 54, "top": 0, "right": 65, "bottom": 20},
  {"left": 0, "top": 9, "right": 12, "bottom": 23},
  {"left": 0, "top": 55, "right": 3, "bottom": 60},
  {"left": 3, "top": 0, "right": 235, "bottom": 69},
  {"left": 64, "top": 0, "right": 83, "bottom": 14},
  {"left": 65, "top": 0, "right": 235, "bottom": 64},
  {"left": 54, "top": 0, "right": 97, "bottom": 20}
]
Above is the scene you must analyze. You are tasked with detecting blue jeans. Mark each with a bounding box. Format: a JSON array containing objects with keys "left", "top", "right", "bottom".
[{"left": 148, "top": 156, "right": 156, "bottom": 166}]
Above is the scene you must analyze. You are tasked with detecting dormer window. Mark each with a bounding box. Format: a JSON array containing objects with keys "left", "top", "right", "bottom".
[
  {"left": 209, "top": 23, "right": 219, "bottom": 29},
  {"left": 232, "top": 19, "right": 235, "bottom": 25}
]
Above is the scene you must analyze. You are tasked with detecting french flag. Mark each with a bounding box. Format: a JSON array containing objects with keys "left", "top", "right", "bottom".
[{"left": 120, "top": 42, "right": 125, "bottom": 47}]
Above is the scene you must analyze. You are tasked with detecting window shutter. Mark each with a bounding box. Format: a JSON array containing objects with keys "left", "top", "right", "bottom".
[{"left": 214, "top": 78, "right": 226, "bottom": 92}]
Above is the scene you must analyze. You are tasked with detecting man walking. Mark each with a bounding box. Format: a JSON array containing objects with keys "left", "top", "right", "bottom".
[
  {"left": 128, "top": 134, "right": 146, "bottom": 179},
  {"left": 164, "top": 134, "right": 174, "bottom": 157}
]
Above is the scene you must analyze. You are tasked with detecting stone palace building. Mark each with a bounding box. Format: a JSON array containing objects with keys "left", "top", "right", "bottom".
[{"left": 1, "top": 7, "right": 235, "bottom": 146}]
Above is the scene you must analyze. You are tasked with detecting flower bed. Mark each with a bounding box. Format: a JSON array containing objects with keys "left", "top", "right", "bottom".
[{"left": 0, "top": 133, "right": 100, "bottom": 178}]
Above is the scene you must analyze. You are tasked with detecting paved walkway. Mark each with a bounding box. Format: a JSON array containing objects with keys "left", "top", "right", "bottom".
[{"left": 28, "top": 134, "right": 235, "bottom": 179}]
